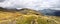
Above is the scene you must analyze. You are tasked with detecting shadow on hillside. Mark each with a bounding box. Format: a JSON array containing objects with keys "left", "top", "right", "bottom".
[{"left": 0, "top": 7, "right": 20, "bottom": 12}]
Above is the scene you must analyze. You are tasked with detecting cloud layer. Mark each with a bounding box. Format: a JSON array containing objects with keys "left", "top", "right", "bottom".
[{"left": 0, "top": 0, "right": 60, "bottom": 10}]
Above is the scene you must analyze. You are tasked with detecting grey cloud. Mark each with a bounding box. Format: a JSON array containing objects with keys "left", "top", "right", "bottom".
[
  {"left": 0, "top": 0, "right": 5, "bottom": 2},
  {"left": 0, "top": 0, "right": 60, "bottom": 10}
]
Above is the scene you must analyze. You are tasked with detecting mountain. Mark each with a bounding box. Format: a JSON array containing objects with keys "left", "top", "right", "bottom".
[
  {"left": 0, "top": 7, "right": 60, "bottom": 24},
  {"left": 39, "top": 9, "right": 55, "bottom": 16},
  {"left": 53, "top": 10, "right": 60, "bottom": 16},
  {"left": 39, "top": 9, "right": 60, "bottom": 16}
]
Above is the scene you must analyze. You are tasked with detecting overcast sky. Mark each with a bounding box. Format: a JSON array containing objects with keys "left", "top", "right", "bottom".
[{"left": 0, "top": 0, "right": 60, "bottom": 10}]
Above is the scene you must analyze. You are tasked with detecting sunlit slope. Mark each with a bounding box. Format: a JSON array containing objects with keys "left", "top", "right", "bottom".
[{"left": 0, "top": 8, "right": 60, "bottom": 24}]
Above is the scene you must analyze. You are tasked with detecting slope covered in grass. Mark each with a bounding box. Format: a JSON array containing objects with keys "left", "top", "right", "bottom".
[{"left": 0, "top": 8, "right": 60, "bottom": 24}]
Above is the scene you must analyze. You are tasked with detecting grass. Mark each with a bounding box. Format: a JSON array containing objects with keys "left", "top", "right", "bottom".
[{"left": 0, "top": 8, "right": 60, "bottom": 24}]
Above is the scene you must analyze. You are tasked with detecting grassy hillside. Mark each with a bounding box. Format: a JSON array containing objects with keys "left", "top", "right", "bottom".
[{"left": 0, "top": 8, "right": 60, "bottom": 24}]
